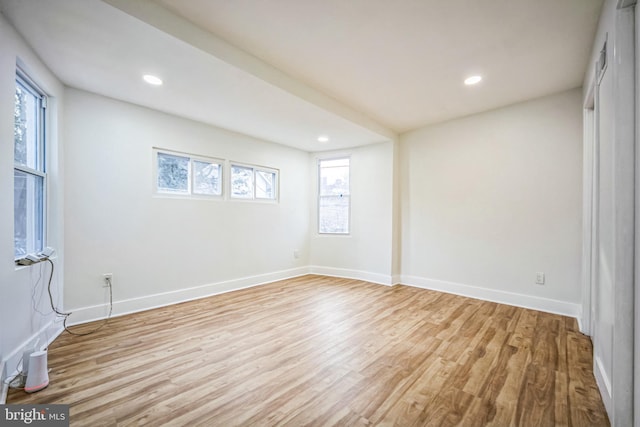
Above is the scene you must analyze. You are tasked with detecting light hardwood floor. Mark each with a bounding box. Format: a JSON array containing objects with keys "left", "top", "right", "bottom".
[{"left": 9, "top": 275, "right": 609, "bottom": 426}]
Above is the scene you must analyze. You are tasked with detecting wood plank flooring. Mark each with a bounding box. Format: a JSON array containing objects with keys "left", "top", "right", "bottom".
[{"left": 8, "top": 275, "right": 609, "bottom": 426}]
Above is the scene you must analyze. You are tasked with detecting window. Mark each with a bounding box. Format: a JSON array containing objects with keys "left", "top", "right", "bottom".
[
  {"left": 154, "top": 149, "right": 223, "bottom": 197},
  {"left": 255, "top": 169, "right": 276, "bottom": 199},
  {"left": 318, "top": 157, "right": 350, "bottom": 234},
  {"left": 193, "top": 159, "right": 222, "bottom": 196},
  {"left": 157, "top": 151, "right": 189, "bottom": 194},
  {"left": 230, "top": 165, "right": 253, "bottom": 199},
  {"left": 230, "top": 163, "right": 278, "bottom": 201},
  {"left": 14, "top": 72, "right": 46, "bottom": 259}
]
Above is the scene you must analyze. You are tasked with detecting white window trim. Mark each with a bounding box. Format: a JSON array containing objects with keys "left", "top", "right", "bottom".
[
  {"left": 153, "top": 148, "right": 224, "bottom": 200},
  {"left": 14, "top": 69, "right": 48, "bottom": 261},
  {"left": 229, "top": 161, "right": 279, "bottom": 203},
  {"left": 317, "top": 156, "right": 351, "bottom": 235}
]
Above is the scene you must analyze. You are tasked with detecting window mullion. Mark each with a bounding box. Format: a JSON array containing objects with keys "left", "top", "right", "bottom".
[{"left": 188, "top": 158, "right": 193, "bottom": 195}]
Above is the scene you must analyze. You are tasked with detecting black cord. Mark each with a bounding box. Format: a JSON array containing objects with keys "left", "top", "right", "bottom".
[
  {"left": 5, "top": 354, "right": 26, "bottom": 390},
  {"left": 45, "top": 258, "right": 113, "bottom": 336},
  {"left": 46, "top": 258, "right": 69, "bottom": 318}
]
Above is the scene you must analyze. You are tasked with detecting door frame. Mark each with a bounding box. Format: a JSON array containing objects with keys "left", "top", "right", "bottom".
[{"left": 582, "top": 80, "right": 597, "bottom": 337}]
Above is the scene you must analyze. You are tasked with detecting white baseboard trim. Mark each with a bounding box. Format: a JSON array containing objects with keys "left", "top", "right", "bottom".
[
  {"left": 399, "top": 275, "right": 581, "bottom": 319},
  {"left": 1, "top": 319, "right": 64, "bottom": 404},
  {"left": 308, "top": 266, "right": 393, "bottom": 286},
  {"left": 68, "top": 270, "right": 580, "bottom": 325},
  {"left": 594, "top": 355, "right": 612, "bottom": 418},
  {"left": 576, "top": 305, "right": 590, "bottom": 335},
  {"left": 576, "top": 316, "right": 585, "bottom": 335},
  {"left": 66, "top": 267, "right": 311, "bottom": 326}
]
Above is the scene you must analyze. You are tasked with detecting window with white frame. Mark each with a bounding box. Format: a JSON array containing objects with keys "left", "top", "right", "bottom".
[
  {"left": 230, "top": 163, "right": 278, "bottom": 201},
  {"left": 318, "top": 157, "right": 350, "bottom": 234},
  {"left": 14, "top": 71, "right": 46, "bottom": 259},
  {"left": 155, "top": 149, "right": 223, "bottom": 197}
]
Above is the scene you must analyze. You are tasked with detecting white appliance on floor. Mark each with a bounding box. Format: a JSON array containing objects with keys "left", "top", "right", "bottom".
[{"left": 24, "top": 350, "right": 49, "bottom": 393}]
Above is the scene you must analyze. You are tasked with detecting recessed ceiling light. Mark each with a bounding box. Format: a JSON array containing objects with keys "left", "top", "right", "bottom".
[
  {"left": 464, "top": 75, "right": 482, "bottom": 85},
  {"left": 317, "top": 135, "right": 329, "bottom": 143},
  {"left": 143, "top": 74, "right": 163, "bottom": 86}
]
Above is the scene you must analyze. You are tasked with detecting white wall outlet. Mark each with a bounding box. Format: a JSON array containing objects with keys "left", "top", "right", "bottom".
[
  {"left": 535, "top": 272, "right": 545, "bottom": 285},
  {"left": 293, "top": 250, "right": 300, "bottom": 259},
  {"left": 103, "top": 273, "right": 113, "bottom": 286}
]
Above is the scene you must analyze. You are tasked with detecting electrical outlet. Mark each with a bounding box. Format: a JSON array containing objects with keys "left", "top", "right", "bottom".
[
  {"left": 535, "top": 272, "right": 545, "bottom": 285},
  {"left": 293, "top": 250, "right": 300, "bottom": 259},
  {"left": 103, "top": 273, "right": 113, "bottom": 286}
]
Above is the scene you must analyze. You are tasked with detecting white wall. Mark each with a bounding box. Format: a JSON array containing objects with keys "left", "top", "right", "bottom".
[
  {"left": 0, "top": 13, "right": 64, "bottom": 386},
  {"left": 308, "top": 142, "right": 395, "bottom": 284},
  {"left": 400, "top": 89, "right": 583, "bottom": 316},
  {"left": 63, "top": 88, "right": 310, "bottom": 322}
]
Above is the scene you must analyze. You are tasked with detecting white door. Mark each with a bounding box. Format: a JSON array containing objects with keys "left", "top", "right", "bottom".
[{"left": 587, "top": 4, "right": 636, "bottom": 426}]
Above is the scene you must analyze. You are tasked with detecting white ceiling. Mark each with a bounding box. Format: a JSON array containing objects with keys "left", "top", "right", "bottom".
[
  {"left": 157, "top": 0, "right": 603, "bottom": 133},
  {"left": 0, "top": 0, "right": 602, "bottom": 152}
]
